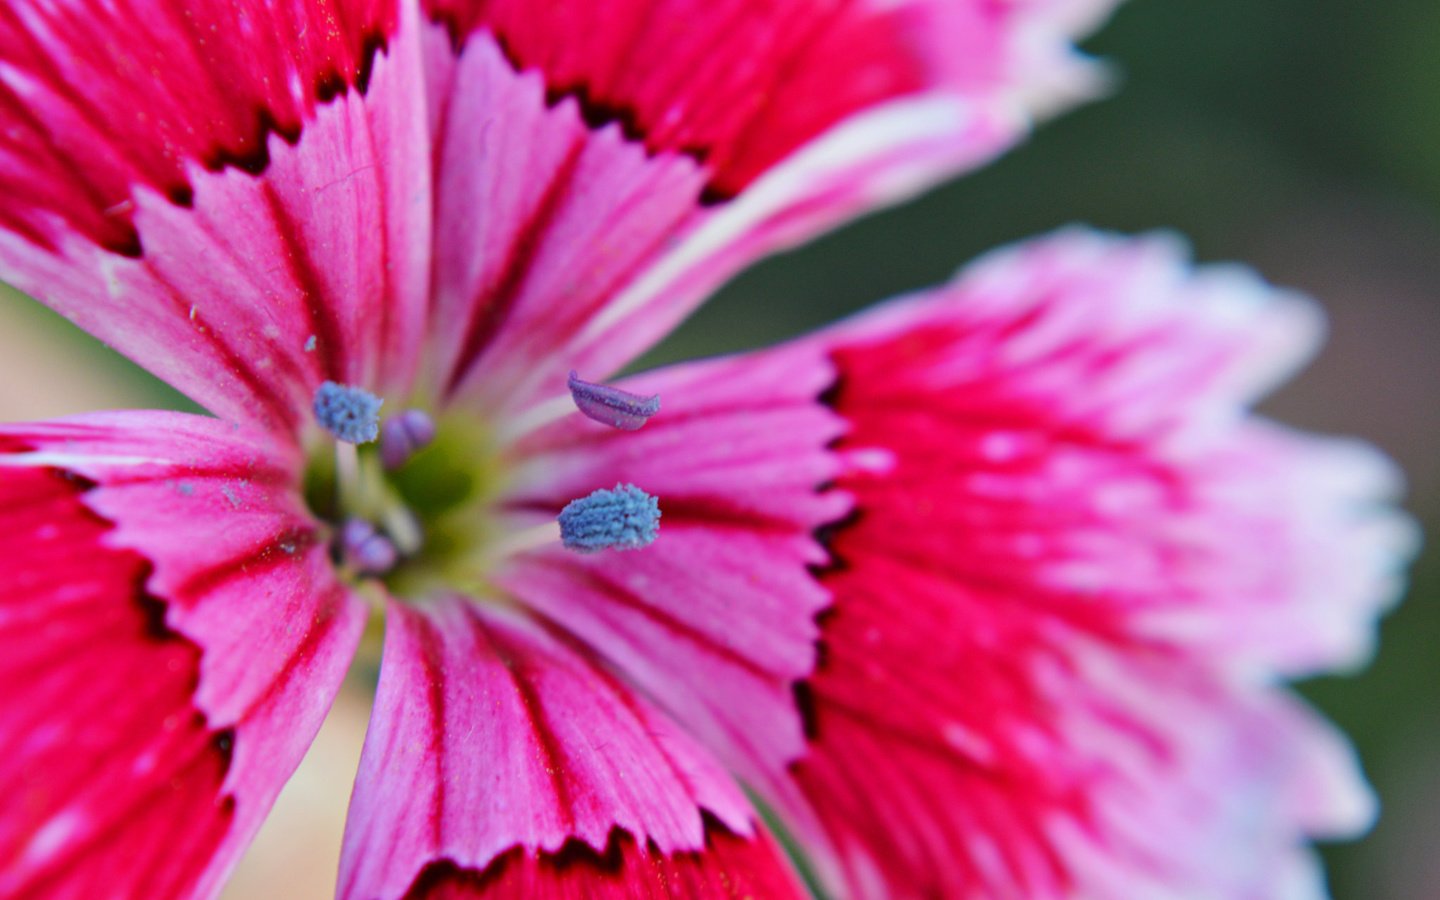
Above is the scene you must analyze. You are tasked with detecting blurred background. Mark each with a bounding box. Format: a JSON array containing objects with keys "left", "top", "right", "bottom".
[{"left": 2, "top": 1, "right": 1435, "bottom": 897}]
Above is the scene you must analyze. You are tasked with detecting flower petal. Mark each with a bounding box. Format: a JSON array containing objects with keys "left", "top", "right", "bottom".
[
  {"left": 0, "top": 0, "right": 431, "bottom": 429},
  {"left": 420, "top": 32, "right": 707, "bottom": 407},
  {"left": 495, "top": 348, "right": 848, "bottom": 808},
  {"left": 770, "top": 229, "right": 1414, "bottom": 897},
  {"left": 425, "top": 0, "right": 1109, "bottom": 199},
  {"left": 402, "top": 825, "right": 802, "bottom": 898},
  {"left": 418, "top": 2, "right": 1120, "bottom": 409},
  {"left": 1129, "top": 420, "right": 1415, "bottom": 678},
  {"left": 0, "top": 0, "right": 395, "bottom": 253},
  {"left": 0, "top": 412, "right": 365, "bottom": 897},
  {"left": 1045, "top": 687, "right": 1378, "bottom": 898},
  {"left": 2, "top": 0, "right": 1119, "bottom": 425},
  {"left": 817, "top": 227, "right": 1416, "bottom": 675},
  {"left": 338, "top": 597, "right": 802, "bottom": 899}
]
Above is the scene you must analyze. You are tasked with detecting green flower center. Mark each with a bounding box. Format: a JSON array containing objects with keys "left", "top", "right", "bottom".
[{"left": 303, "top": 411, "right": 507, "bottom": 602}]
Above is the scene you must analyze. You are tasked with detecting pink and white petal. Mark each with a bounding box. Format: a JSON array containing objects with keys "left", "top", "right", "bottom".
[
  {"left": 822, "top": 227, "right": 1330, "bottom": 449},
  {"left": 338, "top": 597, "right": 801, "bottom": 899},
  {"left": 815, "top": 228, "right": 1415, "bottom": 673},
  {"left": 0, "top": 0, "right": 431, "bottom": 431},
  {"left": 1047, "top": 672, "right": 1375, "bottom": 899},
  {"left": 494, "top": 348, "right": 848, "bottom": 811},
  {"left": 761, "top": 228, "right": 1412, "bottom": 897},
  {"left": 421, "top": 33, "right": 707, "bottom": 404},
  {"left": 419, "top": 2, "right": 1121, "bottom": 410},
  {"left": 1130, "top": 421, "right": 1416, "bottom": 678},
  {"left": 0, "top": 413, "right": 365, "bottom": 897}
]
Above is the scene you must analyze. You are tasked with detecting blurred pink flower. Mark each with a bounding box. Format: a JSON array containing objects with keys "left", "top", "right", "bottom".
[{"left": 0, "top": 0, "right": 1415, "bottom": 897}]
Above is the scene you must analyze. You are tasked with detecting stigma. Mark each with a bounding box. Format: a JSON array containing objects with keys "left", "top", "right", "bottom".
[
  {"left": 567, "top": 371, "right": 660, "bottom": 431},
  {"left": 559, "top": 484, "right": 660, "bottom": 552},
  {"left": 314, "top": 381, "right": 383, "bottom": 444}
]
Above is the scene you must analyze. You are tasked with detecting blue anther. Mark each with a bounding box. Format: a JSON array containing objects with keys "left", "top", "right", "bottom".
[
  {"left": 341, "top": 519, "right": 398, "bottom": 574},
  {"left": 558, "top": 484, "right": 660, "bottom": 552},
  {"left": 380, "top": 409, "right": 437, "bottom": 470},
  {"left": 314, "top": 381, "right": 383, "bottom": 444},
  {"left": 567, "top": 371, "right": 660, "bottom": 431}
]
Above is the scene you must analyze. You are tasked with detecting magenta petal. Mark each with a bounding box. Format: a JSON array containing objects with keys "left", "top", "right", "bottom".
[
  {"left": 497, "top": 348, "right": 849, "bottom": 804},
  {"left": 0, "top": 462, "right": 229, "bottom": 896},
  {"left": 761, "top": 229, "right": 1414, "bottom": 897},
  {"left": 339, "top": 597, "right": 792, "bottom": 899},
  {"left": 0, "top": 0, "right": 396, "bottom": 255},
  {"left": 0, "top": 413, "right": 366, "bottom": 897},
  {"left": 404, "top": 825, "right": 806, "bottom": 899},
  {"left": 0, "top": 3, "right": 432, "bottom": 429}
]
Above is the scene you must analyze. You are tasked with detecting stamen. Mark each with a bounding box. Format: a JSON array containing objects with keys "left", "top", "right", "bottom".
[
  {"left": 491, "top": 519, "right": 563, "bottom": 559},
  {"left": 341, "top": 518, "right": 398, "bottom": 574},
  {"left": 314, "top": 381, "right": 383, "bottom": 444},
  {"left": 380, "top": 502, "right": 424, "bottom": 557},
  {"left": 380, "top": 409, "right": 438, "bottom": 470},
  {"left": 335, "top": 440, "right": 361, "bottom": 514},
  {"left": 567, "top": 371, "right": 660, "bottom": 431},
  {"left": 558, "top": 483, "right": 660, "bottom": 552}
]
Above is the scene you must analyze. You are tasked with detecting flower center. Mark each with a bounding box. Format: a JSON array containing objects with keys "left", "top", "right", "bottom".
[{"left": 302, "top": 374, "right": 662, "bottom": 603}]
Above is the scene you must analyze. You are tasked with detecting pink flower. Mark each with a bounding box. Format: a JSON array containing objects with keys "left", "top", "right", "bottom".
[{"left": 0, "top": 1, "right": 1415, "bottom": 898}]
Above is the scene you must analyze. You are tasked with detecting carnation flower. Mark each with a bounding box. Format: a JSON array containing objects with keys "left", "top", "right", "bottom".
[{"left": 0, "top": 1, "right": 1415, "bottom": 897}]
